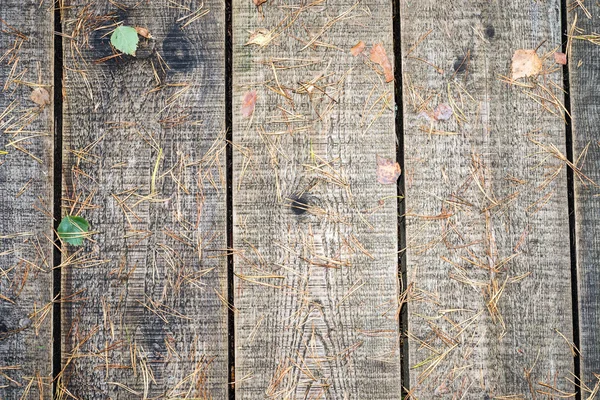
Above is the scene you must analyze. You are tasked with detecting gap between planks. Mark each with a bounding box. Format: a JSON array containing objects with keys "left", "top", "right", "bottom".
[
  {"left": 52, "top": 1, "right": 64, "bottom": 397},
  {"left": 560, "top": 0, "right": 582, "bottom": 396}
]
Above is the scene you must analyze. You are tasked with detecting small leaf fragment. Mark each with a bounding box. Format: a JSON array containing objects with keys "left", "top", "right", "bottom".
[
  {"left": 110, "top": 25, "right": 139, "bottom": 56},
  {"left": 370, "top": 43, "right": 394, "bottom": 82},
  {"left": 57, "top": 215, "right": 90, "bottom": 246},
  {"left": 30, "top": 87, "right": 50, "bottom": 107},
  {"left": 253, "top": 0, "right": 268, "bottom": 6},
  {"left": 433, "top": 103, "right": 453, "bottom": 121},
  {"left": 245, "top": 28, "right": 273, "bottom": 47},
  {"left": 376, "top": 155, "right": 401, "bottom": 185},
  {"left": 241, "top": 90, "right": 257, "bottom": 118},
  {"left": 134, "top": 26, "right": 153, "bottom": 39},
  {"left": 511, "top": 49, "right": 542, "bottom": 80},
  {"left": 554, "top": 51, "right": 567, "bottom": 65},
  {"left": 350, "top": 41, "right": 365, "bottom": 56}
]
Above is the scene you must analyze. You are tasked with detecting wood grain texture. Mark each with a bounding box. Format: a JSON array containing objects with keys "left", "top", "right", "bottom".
[
  {"left": 568, "top": 3, "right": 600, "bottom": 389},
  {"left": 400, "top": 1, "right": 575, "bottom": 397},
  {"left": 60, "top": 1, "right": 228, "bottom": 398},
  {"left": 0, "top": 1, "right": 54, "bottom": 398},
  {"left": 233, "top": 0, "right": 401, "bottom": 398}
]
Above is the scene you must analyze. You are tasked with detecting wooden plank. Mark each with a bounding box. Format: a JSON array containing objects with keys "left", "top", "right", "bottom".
[
  {"left": 0, "top": 1, "right": 54, "bottom": 398},
  {"left": 59, "top": 1, "right": 228, "bottom": 398},
  {"left": 400, "top": 1, "right": 575, "bottom": 397},
  {"left": 568, "top": 4, "right": 600, "bottom": 389},
  {"left": 232, "top": 1, "right": 401, "bottom": 398}
]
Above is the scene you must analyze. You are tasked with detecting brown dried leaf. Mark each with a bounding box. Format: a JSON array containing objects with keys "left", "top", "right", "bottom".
[
  {"left": 376, "top": 155, "right": 401, "bottom": 185},
  {"left": 370, "top": 43, "right": 394, "bottom": 82},
  {"left": 554, "top": 51, "right": 567, "bottom": 65},
  {"left": 246, "top": 29, "right": 273, "bottom": 47},
  {"left": 433, "top": 103, "right": 453, "bottom": 121},
  {"left": 30, "top": 87, "right": 50, "bottom": 107},
  {"left": 253, "top": 0, "right": 267, "bottom": 5},
  {"left": 241, "top": 90, "right": 257, "bottom": 118},
  {"left": 511, "top": 49, "right": 543, "bottom": 80},
  {"left": 350, "top": 41, "right": 365, "bottom": 56},
  {"left": 134, "top": 26, "right": 153, "bottom": 39}
]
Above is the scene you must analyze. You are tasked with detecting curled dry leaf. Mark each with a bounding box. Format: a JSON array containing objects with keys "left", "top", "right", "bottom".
[
  {"left": 134, "top": 26, "right": 153, "bottom": 39},
  {"left": 253, "top": 0, "right": 268, "bottom": 5},
  {"left": 246, "top": 28, "right": 273, "bottom": 47},
  {"left": 511, "top": 49, "right": 542, "bottom": 80},
  {"left": 370, "top": 43, "right": 394, "bottom": 82},
  {"left": 433, "top": 103, "right": 453, "bottom": 121},
  {"left": 30, "top": 87, "right": 50, "bottom": 107},
  {"left": 241, "top": 90, "right": 257, "bottom": 118},
  {"left": 554, "top": 51, "right": 567, "bottom": 65},
  {"left": 376, "top": 155, "right": 401, "bottom": 185},
  {"left": 350, "top": 41, "right": 365, "bottom": 56}
]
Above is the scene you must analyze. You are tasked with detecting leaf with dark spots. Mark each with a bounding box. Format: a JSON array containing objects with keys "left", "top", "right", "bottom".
[
  {"left": 376, "top": 155, "right": 401, "bottom": 185},
  {"left": 511, "top": 49, "right": 542, "bottom": 80}
]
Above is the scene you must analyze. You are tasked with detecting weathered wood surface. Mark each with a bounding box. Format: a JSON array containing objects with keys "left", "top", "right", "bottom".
[
  {"left": 568, "top": 3, "right": 600, "bottom": 390},
  {"left": 233, "top": 0, "right": 401, "bottom": 398},
  {"left": 60, "top": 1, "right": 228, "bottom": 398},
  {"left": 400, "top": 1, "right": 575, "bottom": 397},
  {"left": 0, "top": 1, "right": 54, "bottom": 398}
]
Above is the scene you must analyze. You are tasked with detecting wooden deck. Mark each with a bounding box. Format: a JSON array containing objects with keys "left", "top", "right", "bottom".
[{"left": 0, "top": 0, "right": 598, "bottom": 398}]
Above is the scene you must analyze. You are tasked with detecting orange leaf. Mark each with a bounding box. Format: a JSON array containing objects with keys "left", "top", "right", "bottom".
[
  {"left": 511, "top": 49, "right": 542, "bottom": 80},
  {"left": 554, "top": 52, "right": 567, "bottom": 65},
  {"left": 241, "top": 90, "right": 257, "bottom": 118},
  {"left": 370, "top": 43, "right": 394, "bottom": 82},
  {"left": 350, "top": 41, "right": 365, "bottom": 56}
]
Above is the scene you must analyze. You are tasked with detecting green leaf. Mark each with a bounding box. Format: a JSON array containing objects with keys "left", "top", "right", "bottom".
[
  {"left": 57, "top": 215, "right": 90, "bottom": 246},
  {"left": 110, "top": 26, "right": 139, "bottom": 56}
]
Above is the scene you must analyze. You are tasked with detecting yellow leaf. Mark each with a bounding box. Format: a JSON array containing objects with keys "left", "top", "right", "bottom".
[{"left": 246, "top": 29, "right": 273, "bottom": 47}]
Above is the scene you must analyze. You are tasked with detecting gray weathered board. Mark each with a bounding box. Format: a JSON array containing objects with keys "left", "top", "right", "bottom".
[
  {"left": 60, "top": 0, "right": 228, "bottom": 398},
  {"left": 232, "top": 0, "right": 401, "bottom": 398},
  {"left": 1, "top": 0, "right": 598, "bottom": 398},
  {"left": 400, "top": 0, "right": 575, "bottom": 397},
  {"left": 568, "top": 2, "right": 600, "bottom": 390},
  {"left": 0, "top": 0, "right": 54, "bottom": 398}
]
